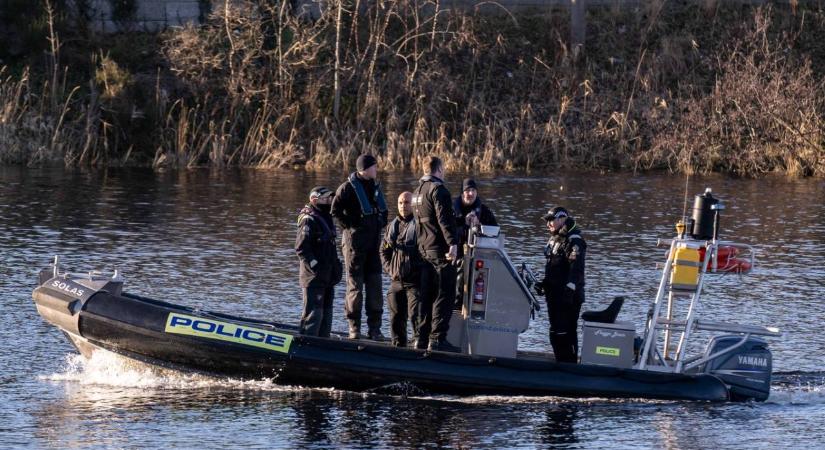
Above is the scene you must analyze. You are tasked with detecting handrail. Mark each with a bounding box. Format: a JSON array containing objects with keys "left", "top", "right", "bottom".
[
  {"left": 637, "top": 239, "right": 676, "bottom": 370},
  {"left": 694, "top": 320, "right": 781, "bottom": 337},
  {"left": 682, "top": 333, "right": 751, "bottom": 372}
]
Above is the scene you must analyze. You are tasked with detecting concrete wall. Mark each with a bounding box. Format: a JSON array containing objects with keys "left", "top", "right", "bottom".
[
  {"left": 74, "top": 0, "right": 207, "bottom": 32},
  {"left": 76, "top": 0, "right": 795, "bottom": 33}
]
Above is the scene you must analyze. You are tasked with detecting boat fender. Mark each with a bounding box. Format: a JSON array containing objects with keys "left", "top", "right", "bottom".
[{"left": 68, "top": 299, "right": 82, "bottom": 315}]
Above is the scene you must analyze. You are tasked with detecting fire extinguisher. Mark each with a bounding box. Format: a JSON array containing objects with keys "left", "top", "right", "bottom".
[{"left": 473, "top": 273, "right": 485, "bottom": 304}]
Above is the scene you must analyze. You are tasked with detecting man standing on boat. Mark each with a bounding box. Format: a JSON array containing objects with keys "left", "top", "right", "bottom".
[
  {"left": 453, "top": 178, "right": 498, "bottom": 307},
  {"left": 412, "top": 156, "right": 460, "bottom": 352},
  {"left": 381, "top": 191, "right": 423, "bottom": 348},
  {"left": 453, "top": 178, "right": 498, "bottom": 246},
  {"left": 332, "top": 154, "right": 389, "bottom": 340},
  {"left": 541, "top": 206, "right": 586, "bottom": 363},
  {"left": 295, "top": 186, "right": 343, "bottom": 338}
]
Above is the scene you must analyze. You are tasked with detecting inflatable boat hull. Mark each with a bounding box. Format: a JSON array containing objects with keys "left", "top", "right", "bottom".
[{"left": 33, "top": 278, "right": 731, "bottom": 402}]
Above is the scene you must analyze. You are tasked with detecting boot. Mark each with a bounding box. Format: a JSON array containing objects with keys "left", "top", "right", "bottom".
[
  {"left": 348, "top": 325, "right": 361, "bottom": 340},
  {"left": 427, "top": 339, "right": 461, "bottom": 353},
  {"left": 368, "top": 329, "right": 386, "bottom": 342}
]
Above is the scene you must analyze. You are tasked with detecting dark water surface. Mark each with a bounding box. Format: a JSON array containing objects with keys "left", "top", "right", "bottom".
[{"left": 1, "top": 167, "right": 824, "bottom": 449}]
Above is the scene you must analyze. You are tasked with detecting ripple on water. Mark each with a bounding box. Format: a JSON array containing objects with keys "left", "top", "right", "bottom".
[{"left": 3, "top": 168, "right": 825, "bottom": 448}]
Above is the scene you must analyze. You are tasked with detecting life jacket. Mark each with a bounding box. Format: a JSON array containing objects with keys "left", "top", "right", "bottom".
[
  {"left": 544, "top": 221, "right": 582, "bottom": 259},
  {"left": 298, "top": 205, "right": 336, "bottom": 244},
  {"left": 391, "top": 216, "right": 417, "bottom": 250},
  {"left": 348, "top": 172, "right": 388, "bottom": 217},
  {"left": 544, "top": 218, "right": 585, "bottom": 287},
  {"left": 388, "top": 216, "right": 421, "bottom": 281}
]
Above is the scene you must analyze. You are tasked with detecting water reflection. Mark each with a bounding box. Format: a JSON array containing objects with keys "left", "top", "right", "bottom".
[
  {"left": 537, "top": 404, "right": 578, "bottom": 447},
  {"left": 291, "top": 393, "right": 334, "bottom": 446}
]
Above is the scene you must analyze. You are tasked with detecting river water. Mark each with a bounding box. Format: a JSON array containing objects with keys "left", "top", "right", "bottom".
[{"left": 1, "top": 167, "right": 824, "bottom": 448}]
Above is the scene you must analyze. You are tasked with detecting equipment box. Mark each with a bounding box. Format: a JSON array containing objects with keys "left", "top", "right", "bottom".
[{"left": 581, "top": 321, "right": 636, "bottom": 368}]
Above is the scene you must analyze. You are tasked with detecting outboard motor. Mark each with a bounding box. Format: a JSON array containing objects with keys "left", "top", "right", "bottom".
[
  {"left": 703, "top": 335, "right": 773, "bottom": 401},
  {"left": 691, "top": 188, "right": 720, "bottom": 240}
]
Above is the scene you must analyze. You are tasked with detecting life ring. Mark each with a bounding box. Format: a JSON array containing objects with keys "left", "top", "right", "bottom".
[
  {"left": 697, "top": 246, "right": 751, "bottom": 273},
  {"left": 715, "top": 257, "right": 752, "bottom": 273}
]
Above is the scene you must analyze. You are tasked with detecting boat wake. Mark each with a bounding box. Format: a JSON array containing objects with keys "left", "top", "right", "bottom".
[
  {"left": 39, "top": 351, "right": 825, "bottom": 406},
  {"left": 38, "top": 351, "right": 321, "bottom": 394},
  {"left": 765, "top": 371, "right": 825, "bottom": 405}
]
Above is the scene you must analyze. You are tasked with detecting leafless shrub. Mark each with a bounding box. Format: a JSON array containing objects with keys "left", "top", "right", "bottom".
[{"left": 645, "top": 7, "right": 825, "bottom": 176}]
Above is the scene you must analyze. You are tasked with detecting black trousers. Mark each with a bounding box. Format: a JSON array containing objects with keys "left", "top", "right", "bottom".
[
  {"left": 546, "top": 285, "right": 584, "bottom": 363},
  {"left": 300, "top": 284, "right": 334, "bottom": 337},
  {"left": 419, "top": 257, "right": 457, "bottom": 344},
  {"left": 387, "top": 280, "right": 421, "bottom": 346},
  {"left": 343, "top": 243, "right": 383, "bottom": 332}
]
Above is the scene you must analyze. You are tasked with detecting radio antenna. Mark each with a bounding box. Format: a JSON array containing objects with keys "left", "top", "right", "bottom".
[{"left": 681, "top": 152, "right": 691, "bottom": 223}]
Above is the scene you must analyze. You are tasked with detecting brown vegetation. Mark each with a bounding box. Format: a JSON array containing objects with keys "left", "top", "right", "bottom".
[{"left": 0, "top": 1, "right": 823, "bottom": 176}]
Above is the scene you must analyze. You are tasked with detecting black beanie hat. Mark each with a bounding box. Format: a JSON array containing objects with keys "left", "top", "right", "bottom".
[
  {"left": 356, "top": 154, "right": 377, "bottom": 172},
  {"left": 462, "top": 178, "right": 478, "bottom": 191}
]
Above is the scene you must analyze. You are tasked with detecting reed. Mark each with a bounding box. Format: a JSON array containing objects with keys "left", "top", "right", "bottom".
[{"left": 0, "top": 1, "right": 823, "bottom": 176}]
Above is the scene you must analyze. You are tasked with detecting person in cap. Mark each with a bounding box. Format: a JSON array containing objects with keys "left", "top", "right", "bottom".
[
  {"left": 380, "top": 191, "right": 423, "bottom": 347},
  {"left": 411, "top": 156, "right": 460, "bottom": 352},
  {"left": 541, "top": 206, "right": 587, "bottom": 363},
  {"left": 295, "top": 186, "right": 343, "bottom": 337},
  {"left": 331, "top": 154, "right": 389, "bottom": 340}
]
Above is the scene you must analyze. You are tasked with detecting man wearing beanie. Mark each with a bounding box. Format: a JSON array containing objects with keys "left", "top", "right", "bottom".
[
  {"left": 452, "top": 178, "right": 498, "bottom": 307},
  {"left": 331, "top": 154, "right": 389, "bottom": 340},
  {"left": 453, "top": 178, "right": 498, "bottom": 253}
]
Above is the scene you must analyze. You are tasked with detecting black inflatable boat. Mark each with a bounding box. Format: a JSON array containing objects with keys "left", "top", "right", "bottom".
[{"left": 33, "top": 263, "right": 735, "bottom": 402}]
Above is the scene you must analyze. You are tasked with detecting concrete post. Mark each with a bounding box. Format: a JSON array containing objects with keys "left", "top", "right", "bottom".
[{"left": 570, "top": 0, "right": 585, "bottom": 59}]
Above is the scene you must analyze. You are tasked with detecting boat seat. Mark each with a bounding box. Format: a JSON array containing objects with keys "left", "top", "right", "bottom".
[{"left": 581, "top": 296, "right": 624, "bottom": 324}]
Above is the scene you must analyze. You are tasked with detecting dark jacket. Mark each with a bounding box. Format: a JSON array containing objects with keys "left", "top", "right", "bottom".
[
  {"left": 453, "top": 196, "right": 498, "bottom": 244},
  {"left": 295, "top": 205, "right": 343, "bottom": 288},
  {"left": 412, "top": 175, "right": 458, "bottom": 258},
  {"left": 331, "top": 172, "right": 388, "bottom": 251},
  {"left": 543, "top": 218, "right": 586, "bottom": 291},
  {"left": 381, "top": 215, "right": 422, "bottom": 283}
]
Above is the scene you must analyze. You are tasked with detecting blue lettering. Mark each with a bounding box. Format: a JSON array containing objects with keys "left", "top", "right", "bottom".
[
  {"left": 265, "top": 334, "right": 285, "bottom": 347},
  {"left": 215, "top": 324, "right": 235, "bottom": 337},
  {"left": 234, "top": 328, "right": 244, "bottom": 338},
  {"left": 242, "top": 330, "right": 265, "bottom": 342},
  {"left": 170, "top": 316, "right": 192, "bottom": 328},
  {"left": 193, "top": 320, "right": 216, "bottom": 333}
]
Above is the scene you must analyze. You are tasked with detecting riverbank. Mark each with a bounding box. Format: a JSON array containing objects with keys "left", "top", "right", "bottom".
[{"left": 1, "top": 1, "right": 823, "bottom": 176}]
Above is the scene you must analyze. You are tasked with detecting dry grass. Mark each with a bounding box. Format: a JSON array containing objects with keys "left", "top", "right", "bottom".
[{"left": 0, "top": 1, "right": 823, "bottom": 176}]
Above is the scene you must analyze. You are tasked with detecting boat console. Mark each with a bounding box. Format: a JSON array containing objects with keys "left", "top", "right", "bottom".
[{"left": 446, "top": 225, "right": 540, "bottom": 358}]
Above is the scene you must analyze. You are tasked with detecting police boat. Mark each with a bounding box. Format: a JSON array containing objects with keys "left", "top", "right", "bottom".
[{"left": 32, "top": 189, "right": 780, "bottom": 402}]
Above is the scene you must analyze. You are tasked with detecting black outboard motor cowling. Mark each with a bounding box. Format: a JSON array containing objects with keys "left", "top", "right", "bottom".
[
  {"left": 703, "top": 335, "right": 772, "bottom": 401},
  {"left": 691, "top": 189, "right": 719, "bottom": 240}
]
